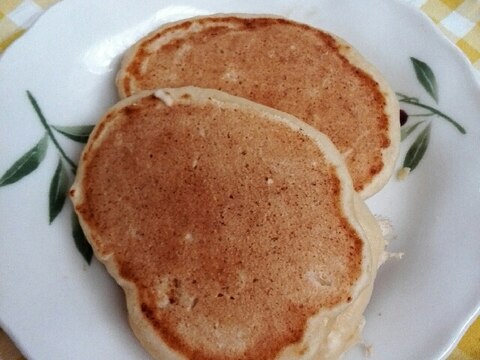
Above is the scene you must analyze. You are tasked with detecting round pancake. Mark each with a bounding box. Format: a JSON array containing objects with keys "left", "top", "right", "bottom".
[
  {"left": 116, "top": 15, "right": 400, "bottom": 198},
  {"left": 70, "top": 87, "right": 383, "bottom": 360}
]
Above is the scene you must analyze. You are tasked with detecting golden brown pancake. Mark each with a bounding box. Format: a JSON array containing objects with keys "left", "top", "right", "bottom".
[
  {"left": 70, "top": 87, "right": 384, "bottom": 360},
  {"left": 116, "top": 15, "right": 400, "bottom": 198}
]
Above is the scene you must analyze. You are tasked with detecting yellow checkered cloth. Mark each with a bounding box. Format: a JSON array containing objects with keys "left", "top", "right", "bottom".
[
  {"left": 0, "top": 1, "right": 479, "bottom": 360},
  {"left": 420, "top": 0, "right": 480, "bottom": 71},
  {"left": 0, "top": 0, "right": 57, "bottom": 52}
]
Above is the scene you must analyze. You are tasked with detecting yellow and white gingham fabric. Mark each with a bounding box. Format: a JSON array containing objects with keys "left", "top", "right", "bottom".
[
  {"left": 0, "top": 0, "right": 57, "bottom": 52},
  {"left": 418, "top": 0, "right": 480, "bottom": 71},
  {"left": 0, "top": 1, "right": 479, "bottom": 360}
]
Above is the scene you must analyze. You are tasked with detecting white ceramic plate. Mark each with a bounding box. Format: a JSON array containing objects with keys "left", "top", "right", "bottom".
[{"left": 0, "top": 0, "right": 479, "bottom": 359}]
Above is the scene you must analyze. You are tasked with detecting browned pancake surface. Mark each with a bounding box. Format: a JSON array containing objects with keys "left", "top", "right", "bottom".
[
  {"left": 119, "top": 16, "right": 394, "bottom": 195},
  {"left": 74, "top": 92, "right": 363, "bottom": 360}
]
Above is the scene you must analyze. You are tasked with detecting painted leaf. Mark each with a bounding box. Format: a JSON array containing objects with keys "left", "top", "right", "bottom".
[
  {"left": 395, "top": 92, "right": 420, "bottom": 103},
  {"left": 401, "top": 121, "right": 425, "bottom": 141},
  {"left": 72, "top": 210, "right": 93, "bottom": 264},
  {"left": 52, "top": 125, "right": 95, "bottom": 143},
  {"left": 411, "top": 57, "right": 438, "bottom": 103},
  {"left": 403, "top": 123, "right": 432, "bottom": 171},
  {"left": 0, "top": 133, "right": 49, "bottom": 186},
  {"left": 397, "top": 98, "right": 465, "bottom": 134},
  {"left": 49, "top": 159, "right": 70, "bottom": 223}
]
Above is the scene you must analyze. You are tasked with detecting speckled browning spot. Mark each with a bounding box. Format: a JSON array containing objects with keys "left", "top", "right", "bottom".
[
  {"left": 123, "top": 105, "right": 141, "bottom": 116},
  {"left": 119, "top": 16, "right": 395, "bottom": 195},
  {"left": 75, "top": 92, "right": 365, "bottom": 360}
]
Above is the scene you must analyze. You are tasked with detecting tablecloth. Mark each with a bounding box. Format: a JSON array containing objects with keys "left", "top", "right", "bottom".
[{"left": 0, "top": 0, "right": 479, "bottom": 359}]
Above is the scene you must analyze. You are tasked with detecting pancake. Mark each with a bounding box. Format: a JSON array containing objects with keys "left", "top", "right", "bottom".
[
  {"left": 116, "top": 14, "right": 400, "bottom": 199},
  {"left": 70, "top": 87, "right": 385, "bottom": 360}
]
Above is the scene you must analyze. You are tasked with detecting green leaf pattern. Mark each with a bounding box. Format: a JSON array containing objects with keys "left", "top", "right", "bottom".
[
  {"left": 0, "top": 133, "right": 49, "bottom": 186},
  {"left": 398, "top": 96, "right": 465, "bottom": 134},
  {"left": 411, "top": 57, "right": 439, "bottom": 103},
  {"left": 401, "top": 120, "right": 425, "bottom": 141},
  {"left": 398, "top": 58, "right": 465, "bottom": 176},
  {"left": 52, "top": 125, "right": 94, "bottom": 143},
  {"left": 0, "top": 91, "right": 94, "bottom": 264},
  {"left": 403, "top": 123, "right": 432, "bottom": 171},
  {"left": 49, "top": 159, "right": 70, "bottom": 223},
  {"left": 27, "top": 91, "right": 78, "bottom": 172},
  {"left": 72, "top": 211, "right": 93, "bottom": 264}
]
